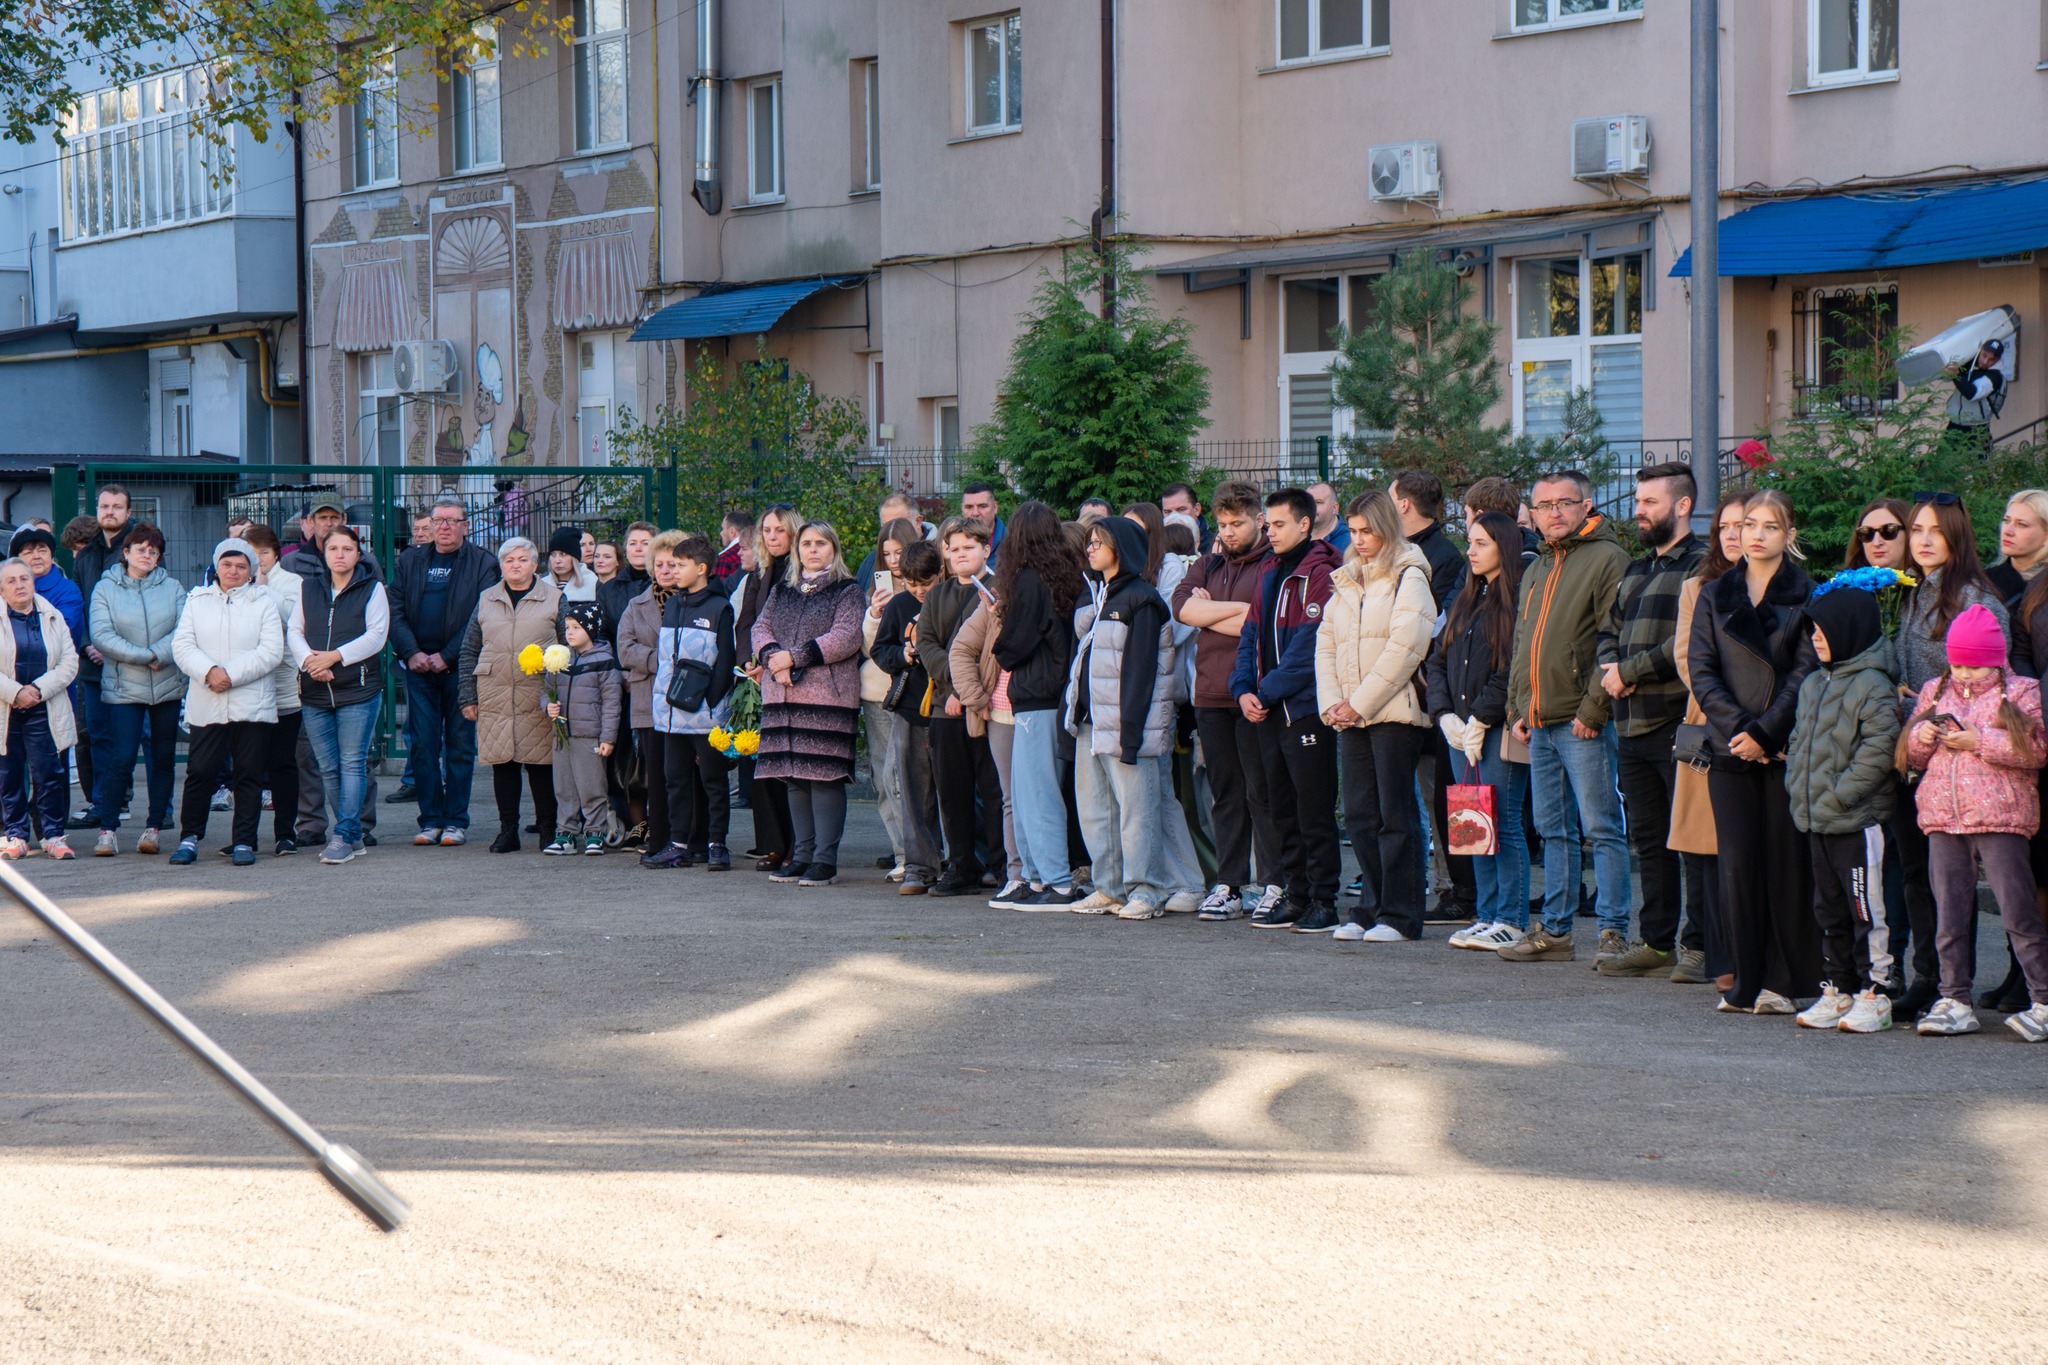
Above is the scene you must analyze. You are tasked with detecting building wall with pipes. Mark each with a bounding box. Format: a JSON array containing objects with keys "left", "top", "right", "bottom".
[{"left": 299, "top": 15, "right": 664, "bottom": 472}]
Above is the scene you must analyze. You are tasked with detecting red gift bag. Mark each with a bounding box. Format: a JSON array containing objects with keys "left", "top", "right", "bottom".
[{"left": 1445, "top": 784, "right": 1499, "bottom": 856}]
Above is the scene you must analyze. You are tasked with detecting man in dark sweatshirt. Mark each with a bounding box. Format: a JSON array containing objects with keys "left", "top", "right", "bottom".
[
  {"left": 918, "top": 515, "right": 1002, "bottom": 895},
  {"left": 1173, "top": 479, "right": 1277, "bottom": 920},
  {"left": 1230, "top": 488, "right": 1345, "bottom": 930}
]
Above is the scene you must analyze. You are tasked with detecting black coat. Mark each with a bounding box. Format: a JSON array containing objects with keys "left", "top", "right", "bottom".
[
  {"left": 990, "top": 566, "right": 1075, "bottom": 713},
  {"left": 389, "top": 540, "right": 500, "bottom": 660},
  {"left": 69, "top": 518, "right": 136, "bottom": 682},
  {"left": 1687, "top": 558, "right": 1818, "bottom": 765},
  {"left": 1409, "top": 521, "right": 1466, "bottom": 612},
  {"left": 1424, "top": 577, "right": 1512, "bottom": 728}
]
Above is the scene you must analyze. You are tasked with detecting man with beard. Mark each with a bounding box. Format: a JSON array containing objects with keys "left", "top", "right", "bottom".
[{"left": 1592, "top": 461, "right": 1709, "bottom": 982}]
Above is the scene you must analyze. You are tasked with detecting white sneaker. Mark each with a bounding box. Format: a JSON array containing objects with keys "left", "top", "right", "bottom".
[
  {"left": 1117, "top": 898, "right": 1165, "bottom": 921},
  {"left": 1839, "top": 989, "right": 1894, "bottom": 1033},
  {"left": 1462, "top": 922, "right": 1526, "bottom": 952},
  {"left": 1797, "top": 985, "right": 1853, "bottom": 1029},
  {"left": 1071, "top": 889, "right": 1123, "bottom": 915},
  {"left": 1361, "top": 923, "right": 1408, "bottom": 943},
  {"left": 1916, "top": 998, "right": 1981, "bottom": 1036},
  {"left": 1752, "top": 989, "right": 1796, "bottom": 1016},
  {"left": 1331, "top": 922, "right": 1367, "bottom": 941},
  {"left": 1446, "top": 920, "right": 1484, "bottom": 948},
  {"left": 2004, "top": 1002, "right": 2048, "bottom": 1043},
  {"left": 1249, "top": 885, "right": 1286, "bottom": 918},
  {"left": 1163, "top": 890, "right": 1202, "bottom": 913},
  {"left": 887, "top": 862, "right": 906, "bottom": 883}
]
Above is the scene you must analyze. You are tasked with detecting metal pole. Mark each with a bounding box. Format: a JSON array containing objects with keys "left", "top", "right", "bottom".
[
  {"left": 1690, "top": 0, "right": 1721, "bottom": 511},
  {"left": 0, "top": 861, "right": 410, "bottom": 1232}
]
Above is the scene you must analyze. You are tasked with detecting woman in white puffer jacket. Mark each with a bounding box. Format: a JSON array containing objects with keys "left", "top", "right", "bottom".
[
  {"left": 168, "top": 539, "right": 284, "bottom": 864},
  {"left": 1314, "top": 490, "right": 1437, "bottom": 943}
]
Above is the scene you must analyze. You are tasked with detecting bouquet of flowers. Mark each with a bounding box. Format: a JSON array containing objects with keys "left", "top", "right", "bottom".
[
  {"left": 519, "top": 642, "right": 576, "bottom": 748},
  {"left": 709, "top": 667, "right": 763, "bottom": 760},
  {"left": 1814, "top": 565, "right": 1917, "bottom": 639}
]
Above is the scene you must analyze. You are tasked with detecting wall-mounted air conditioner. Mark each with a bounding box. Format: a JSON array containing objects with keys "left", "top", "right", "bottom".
[
  {"left": 1369, "top": 141, "right": 1440, "bottom": 202},
  {"left": 1571, "top": 115, "right": 1650, "bottom": 179},
  {"left": 392, "top": 339, "right": 459, "bottom": 394}
]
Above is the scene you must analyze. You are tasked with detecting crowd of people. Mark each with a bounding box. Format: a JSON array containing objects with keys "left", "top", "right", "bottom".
[{"left": 13, "top": 468, "right": 2048, "bottom": 1042}]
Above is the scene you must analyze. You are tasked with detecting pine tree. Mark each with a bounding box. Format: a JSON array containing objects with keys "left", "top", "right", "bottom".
[{"left": 969, "top": 234, "right": 1211, "bottom": 513}]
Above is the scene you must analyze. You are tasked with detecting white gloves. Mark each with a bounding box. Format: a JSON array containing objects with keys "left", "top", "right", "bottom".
[
  {"left": 1462, "top": 720, "right": 1488, "bottom": 768},
  {"left": 1438, "top": 714, "right": 1467, "bottom": 752}
]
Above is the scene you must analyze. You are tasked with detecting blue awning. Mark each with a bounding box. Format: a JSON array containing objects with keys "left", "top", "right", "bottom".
[
  {"left": 629, "top": 274, "right": 866, "bottom": 341},
  {"left": 1671, "top": 177, "right": 2048, "bottom": 277}
]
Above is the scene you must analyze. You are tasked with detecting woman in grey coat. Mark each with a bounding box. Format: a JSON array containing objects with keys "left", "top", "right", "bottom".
[{"left": 86, "top": 523, "right": 186, "bottom": 855}]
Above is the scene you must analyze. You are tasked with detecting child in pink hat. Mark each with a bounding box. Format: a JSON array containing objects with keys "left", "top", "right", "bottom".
[{"left": 1901, "top": 603, "right": 2048, "bottom": 1039}]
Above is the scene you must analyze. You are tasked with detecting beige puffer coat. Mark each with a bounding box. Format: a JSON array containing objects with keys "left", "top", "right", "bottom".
[
  {"left": 0, "top": 595, "right": 80, "bottom": 754},
  {"left": 458, "top": 579, "right": 564, "bottom": 766},
  {"left": 1313, "top": 541, "right": 1436, "bottom": 728}
]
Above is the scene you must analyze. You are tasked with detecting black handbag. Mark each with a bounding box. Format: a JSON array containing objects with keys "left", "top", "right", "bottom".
[
  {"left": 664, "top": 631, "right": 715, "bottom": 713},
  {"left": 1673, "top": 722, "right": 1714, "bottom": 772}
]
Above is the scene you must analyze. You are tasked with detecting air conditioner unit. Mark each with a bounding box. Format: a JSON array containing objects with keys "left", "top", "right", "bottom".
[
  {"left": 1368, "top": 141, "right": 1440, "bottom": 202},
  {"left": 1571, "top": 115, "right": 1650, "bottom": 179},
  {"left": 392, "top": 339, "right": 459, "bottom": 394}
]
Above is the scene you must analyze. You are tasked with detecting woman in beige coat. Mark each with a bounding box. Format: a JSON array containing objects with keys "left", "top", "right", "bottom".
[
  {"left": 1314, "top": 490, "right": 1437, "bottom": 941},
  {"left": 459, "top": 537, "right": 564, "bottom": 852}
]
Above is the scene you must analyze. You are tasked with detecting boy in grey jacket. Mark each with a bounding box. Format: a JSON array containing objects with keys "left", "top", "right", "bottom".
[
  {"left": 1785, "top": 585, "right": 1902, "bottom": 1031},
  {"left": 545, "top": 601, "right": 623, "bottom": 855}
]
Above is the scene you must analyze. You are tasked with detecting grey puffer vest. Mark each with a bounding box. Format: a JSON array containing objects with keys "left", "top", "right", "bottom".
[{"left": 1062, "top": 594, "right": 1177, "bottom": 760}]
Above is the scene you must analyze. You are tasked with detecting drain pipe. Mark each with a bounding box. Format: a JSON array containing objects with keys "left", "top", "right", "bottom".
[{"left": 690, "top": 0, "right": 723, "bottom": 215}]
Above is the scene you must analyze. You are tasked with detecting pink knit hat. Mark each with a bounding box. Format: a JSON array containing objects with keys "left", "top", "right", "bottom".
[{"left": 1945, "top": 603, "right": 2007, "bottom": 668}]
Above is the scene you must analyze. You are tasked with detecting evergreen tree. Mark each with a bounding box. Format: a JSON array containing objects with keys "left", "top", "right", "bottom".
[{"left": 968, "top": 233, "right": 1211, "bottom": 513}]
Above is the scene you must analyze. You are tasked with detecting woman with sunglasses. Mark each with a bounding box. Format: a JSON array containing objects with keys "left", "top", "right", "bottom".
[
  {"left": 1844, "top": 498, "right": 1913, "bottom": 572},
  {"left": 1890, "top": 492, "right": 2011, "bottom": 1020}
]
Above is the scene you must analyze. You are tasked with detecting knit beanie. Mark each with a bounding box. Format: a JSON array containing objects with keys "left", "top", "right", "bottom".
[
  {"left": 563, "top": 599, "right": 608, "bottom": 640},
  {"left": 1945, "top": 602, "right": 2007, "bottom": 668},
  {"left": 8, "top": 526, "right": 57, "bottom": 557},
  {"left": 548, "top": 525, "right": 585, "bottom": 559}
]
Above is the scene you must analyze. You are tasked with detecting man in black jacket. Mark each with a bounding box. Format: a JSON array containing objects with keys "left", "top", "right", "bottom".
[
  {"left": 1393, "top": 468, "right": 1475, "bottom": 925},
  {"left": 390, "top": 497, "right": 501, "bottom": 845},
  {"left": 66, "top": 483, "right": 137, "bottom": 827}
]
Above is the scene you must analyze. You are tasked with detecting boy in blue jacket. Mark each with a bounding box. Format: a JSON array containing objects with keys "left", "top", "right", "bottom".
[{"left": 1230, "top": 488, "right": 1345, "bottom": 929}]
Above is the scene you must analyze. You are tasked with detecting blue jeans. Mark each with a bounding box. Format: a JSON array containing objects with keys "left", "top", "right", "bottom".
[
  {"left": 96, "top": 697, "right": 180, "bottom": 831},
  {"left": 78, "top": 679, "right": 114, "bottom": 814},
  {"left": 1527, "top": 722, "right": 1630, "bottom": 936},
  {"left": 405, "top": 669, "right": 476, "bottom": 830},
  {"left": 1449, "top": 728, "right": 1532, "bottom": 930},
  {"left": 1, "top": 708, "right": 67, "bottom": 841},
  {"left": 1011, "top": 709, "right": 1072, "bottom": 889},
  {"left": 302, "top": 695, "right": 382, "bottom": 845}
]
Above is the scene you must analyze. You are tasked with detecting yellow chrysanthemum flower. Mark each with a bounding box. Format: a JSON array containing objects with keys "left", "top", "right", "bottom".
[
  {"left": 734, "top": 730, "right": 760, "bottom": 756},
  {"left": 517, "top": 643, "right": 545, "bottom": 675},
  {"left": 708, "top": 726, "right": 733, "bottom": 751}
]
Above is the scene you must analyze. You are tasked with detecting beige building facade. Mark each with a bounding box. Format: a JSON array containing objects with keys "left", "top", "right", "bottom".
[{"left": 301, "top": 0, "right": 2048, "bottom": 491}]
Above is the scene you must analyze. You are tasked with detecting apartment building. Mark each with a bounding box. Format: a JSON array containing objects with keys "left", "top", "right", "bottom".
[{"left": 291, "top": 0, "right": 2048, "bottom": 481}]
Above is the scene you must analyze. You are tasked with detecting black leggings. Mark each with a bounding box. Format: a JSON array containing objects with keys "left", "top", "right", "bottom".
[{"left": 491, "top": 761, "right": 556, "bottom": 839}]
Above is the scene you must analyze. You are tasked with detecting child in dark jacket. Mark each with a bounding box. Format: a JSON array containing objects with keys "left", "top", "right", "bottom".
[
  {"left": 1785, "top": 585, "right": 1902, "bottom": 1032},
  {"left": 643, "top": 534, "right": 737, "bottom": 870},
  {"left": 545, "top": 601, "right": 622, "bottom": 855},
  {"left": 871, "top": 540, "right": 944, "bottom": 892}
]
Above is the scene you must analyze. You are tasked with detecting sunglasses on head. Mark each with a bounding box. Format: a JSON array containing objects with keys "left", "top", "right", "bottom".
[
  {"left": 1856, "top": 522, "right": 1905, "bottom": 544},
  {"left": 1913, "top": 490, "right": 1962, "bottom": 507}
]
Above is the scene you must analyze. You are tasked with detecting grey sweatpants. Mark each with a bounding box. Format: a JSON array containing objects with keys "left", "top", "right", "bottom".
[
  {"left": 552, "top": 739, "right": 610, "bottom": 837},
  {"left": 1930, "top": 830, "right": 2048, "bottom": 1004}
]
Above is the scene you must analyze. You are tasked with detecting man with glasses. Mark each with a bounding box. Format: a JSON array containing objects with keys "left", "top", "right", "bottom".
[
  {"left": 1499, "top": 470, "right": 1632, "bottom": 965},
  {"left": 389, "top": 497, "right": 501, "bottom": 846}
]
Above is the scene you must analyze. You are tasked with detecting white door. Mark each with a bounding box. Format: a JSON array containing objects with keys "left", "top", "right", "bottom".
[{"left": 577, "top": 333, "right": 613, "bottom": 466}]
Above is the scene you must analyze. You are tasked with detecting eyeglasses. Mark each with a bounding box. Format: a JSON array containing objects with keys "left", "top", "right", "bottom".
[
  {"left": 1530, "top": 499, "right": 1587, "bottom": 514},
  {"left": 1913, "top": 491, "right": 1962, "bottom": 507},
  {"left": 1855, "top": 523, "right": 1905, "bottom": 544}
]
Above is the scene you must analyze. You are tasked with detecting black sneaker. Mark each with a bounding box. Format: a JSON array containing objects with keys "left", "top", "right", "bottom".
[
  {"left": 490, "top": 829, "right": 521, "bottom": 853},
  {"left": 705, "top": 843, "right": 732, "bottom": 871},
  {"left": 640, "top": 844, "right": 691, "bottom": 869},
  {"left": 1291, "top": 901, "right": 1343, "bottom": 934},
  {"left": 927, "top": 873, "right": 978, "bottom": 897},
  {"left": 799, "top": 863, "right": 838, "bottom": 886},
  {"left": 274, "top": 838, "right": 298, "bottom": 857},
  {"left": 385, "top": 784, "right": 417, "bottom": 803},
  {"left": 1425, "top": 896, "right": 1477, "bottom": 925},
  {"left": 1251, "top": 895, "right": 1309, "bottom": 930},
  {"left": 1020, "top": 886, "right": 1079, "bottom": 911},
  {"left": 876, "top": 855, "right": 896, "bottom": 869}
]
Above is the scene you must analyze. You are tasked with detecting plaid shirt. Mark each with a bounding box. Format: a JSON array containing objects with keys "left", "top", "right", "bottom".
[{"left": 1595, "top": 533, "right": 1705, "bottom": 737}]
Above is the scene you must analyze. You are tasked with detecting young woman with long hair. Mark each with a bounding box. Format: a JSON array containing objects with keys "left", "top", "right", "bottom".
[
  {"left": 1673, "top": 493, "right": 1748, "bottom": 993},
  {"left": 861, "top": 516, "right": 926, "bottom": 877},
  {"left": 1427, "top": 510, "right": 1528, "bottom": 951},
  {"left": 736, "top": 504, "right": 801, "bottom": 870},
  {"left": 1688, "top": 489, "right": 1822, "bottom": 1013},
  {"left": 1990, "top": 489, "right": 2048, "bottom": 607}
]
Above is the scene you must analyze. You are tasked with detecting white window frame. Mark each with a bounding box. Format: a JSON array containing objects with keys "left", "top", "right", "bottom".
[
  {"left": 356, "top": 350, "right": 404, "bottom": 465},
  {"left": 1806, "top": 0, "right": 1899, "bottom": 88},
  {"left": 59, "top": 66, "right": 232, "bottom": 242},
  {"left": 1276, "top": 272, "right": 1390, "bottom": 451},
  {"left": 451, "top": 22, "right": 502, "bottom": 172},
  {"left": 1506, "top": 252, "right": 1646, "bottom": 436},
  {"left": 351, "top": 53, "right": 399, "bottom": 190},
  {"left": 860, "top": 59, "right": 882, "bottom": 192},
  {"left": 746, "top": 76, "right": 784, "bottom": 204},
  {"left": 1510, "top": 0, "right": 1643, "bottom": 34},
  {"left": 1276, "top": 0, "right": 1390, "bottom": 65},
  {"left": 160, "top": 371, "right": 193, "bottom": 458},
  {"left": 572, "top": 0, "right": 629, "bottom": 153},
  {"left": 964, "top": 14, "right": 1022, "bottom": 136}
]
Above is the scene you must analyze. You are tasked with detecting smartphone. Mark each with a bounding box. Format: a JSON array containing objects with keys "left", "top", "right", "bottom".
[
  {"left": 873, "top": 569, "right": 896, "bottom": 596},
  {"left": 1932, "top": 713, "right": 1965, "bottom": 734}
]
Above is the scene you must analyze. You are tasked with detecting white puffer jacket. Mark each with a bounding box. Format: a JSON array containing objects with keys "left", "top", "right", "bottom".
[
  {"left": 0, "top": 595, "right": 81, "bottom": 755},
  {"left": 173, "top": 581, "right": 285, "bottom": 727},
  {"left": 258, "top": 566, "right": 303, "bottom": 712},
  {"left": 1313, "top": 541, "right": 1435, "bottom": 728}
]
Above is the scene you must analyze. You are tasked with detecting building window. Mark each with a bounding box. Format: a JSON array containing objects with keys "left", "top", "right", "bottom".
[
  {"left": 1278, "top": 272, "right": 1383, "bottom": 472},
  {"left": 451, "top": 23, "right": 502, "bottom": 171},
  {"left": 934, "top": 399, "right": 962, "bottom": 488},
  {"left": 159, "top": 357, "right": 193, "bottom": 457},
  {"left": 1510, "top": 253, "right": 1645, "bottom": 449},
  {"left": 747, "top": 77, "right": 783, "bottom": 202},
  {"left": 1793, "top": 284, "right": 1899, "bottom": 417},
  {"left": 58, "top": 66, "right": 230, "bottom": 241},
  {"left": 965, "top": 14, "right": 1022, "bottom": 135},
  {"left": 572, "top": 0, "right": 628, "bottom": 152},
  {"left": 349, "top": 52, "right": 399, "bottom": 189},
  {"left": 1512, "top": 0, "right": 1643, "bottom": 31},
  {"left": 357, "top": 350, "right": 403, "bottom": 465},
  {"left": 1278, "top": 0, "right": 1390, "bottom": 62},
  {"left": 1809, "top": 0, "right": 1898, "bottom": 85},
  {"left": 860, "top": 59, "right": 882, "bottom": 191}
]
